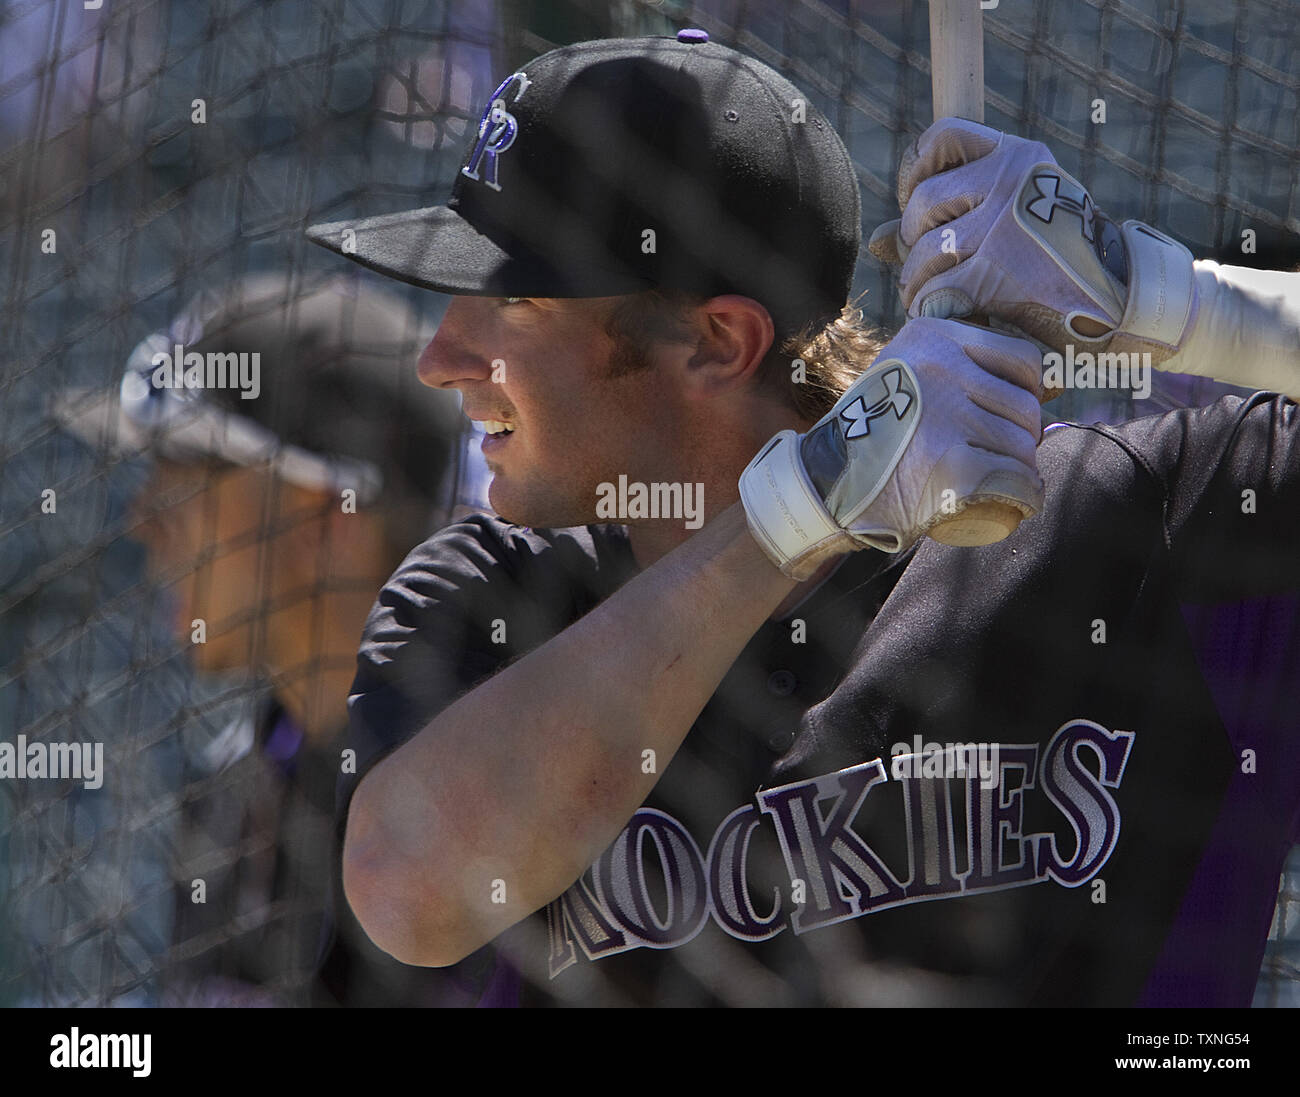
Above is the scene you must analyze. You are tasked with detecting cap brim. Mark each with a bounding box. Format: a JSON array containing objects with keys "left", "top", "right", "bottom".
[
  {"left": 53, "top": 384, "right": 278, "bottom": 466},
  {"left": 305, "top": 205, "right": 649, "bottom": 298},
  {"left": 52, "top": 387, "right": 383, "bottom": 499},
  {"left": 52, "top": 384, "right": 293, "bottom": 469}
]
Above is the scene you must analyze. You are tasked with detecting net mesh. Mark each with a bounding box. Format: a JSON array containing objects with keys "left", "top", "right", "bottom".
[{"left": 1, "top": 0, "right": 1298, "bottom": 1007}]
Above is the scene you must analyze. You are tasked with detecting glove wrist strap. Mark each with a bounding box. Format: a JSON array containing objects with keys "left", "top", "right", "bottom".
[
  {"left": 739, "top": 431, "right": 856, "bottom": 580},
  {"left": 1116, "top": 220, "right": 1197, "bottom": 353}
]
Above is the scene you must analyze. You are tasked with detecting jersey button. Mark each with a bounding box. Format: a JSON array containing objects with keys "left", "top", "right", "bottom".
[{"left": 766, "top": 669, "right": 797, "bottom": 697}]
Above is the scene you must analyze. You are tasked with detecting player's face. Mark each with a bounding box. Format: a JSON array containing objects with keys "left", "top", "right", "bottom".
[
  {"left": 417, "top": 295, "right": 682, "bottom": 528},
  {"left": 130, "top": 458, "right": 272, "bottom": 672}
]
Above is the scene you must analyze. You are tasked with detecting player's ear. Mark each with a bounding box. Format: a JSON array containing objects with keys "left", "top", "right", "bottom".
[{"left": 682, "top": 295, "right": 775, "bottom": 397}]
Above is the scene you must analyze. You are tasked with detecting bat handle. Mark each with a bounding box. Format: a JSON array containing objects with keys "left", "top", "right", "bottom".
[
  {"left": 925, "top": 308, "right": 1033, "bottom": 547},
  {"left": 924, "top": 5, "right": 1028, "bottom": 547}
]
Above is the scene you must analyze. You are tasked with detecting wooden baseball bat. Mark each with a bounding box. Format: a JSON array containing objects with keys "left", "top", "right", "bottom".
[{"left": 924, "top": 0, "right": 1027, "bottom": 547}]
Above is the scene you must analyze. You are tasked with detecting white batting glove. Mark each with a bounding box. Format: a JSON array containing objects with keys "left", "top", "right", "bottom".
[
  {"left": 739, "top": 317, "right": 1045, "bottom": 580},
  {"left": 868, "top": 119, "right": 1197, "bottom": 367}
]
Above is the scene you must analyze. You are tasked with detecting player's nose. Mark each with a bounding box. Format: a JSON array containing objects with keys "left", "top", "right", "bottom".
[{"left": 417, "top": 297, "right": 494, "bottom": 390}]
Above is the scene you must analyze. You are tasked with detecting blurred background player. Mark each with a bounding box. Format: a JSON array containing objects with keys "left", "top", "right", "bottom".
[{"left": 55, "top": 272, "right": 475, "bottom": 1005}]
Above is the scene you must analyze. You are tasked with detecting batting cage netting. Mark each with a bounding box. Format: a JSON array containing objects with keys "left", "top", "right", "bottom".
[{"left": 2, "top": 0, "right": 1298, "bottom": 1007}]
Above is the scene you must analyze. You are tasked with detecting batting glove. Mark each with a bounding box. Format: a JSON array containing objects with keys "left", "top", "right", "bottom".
[
  {"left": 868, "top": 119, "right": 1197, "bottom": 368},
  {"left": 739, "top": 317, "right": 1045, "bottom": 580}
]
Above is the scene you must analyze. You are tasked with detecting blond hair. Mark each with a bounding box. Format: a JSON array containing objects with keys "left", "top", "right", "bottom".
[{"left": 603, "top": 290, "right": 887, "bottom": 422}]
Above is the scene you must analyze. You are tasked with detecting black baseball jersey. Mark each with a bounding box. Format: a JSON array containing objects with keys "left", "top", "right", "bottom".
[
  {"left": 164, "top": 700, "right": 338, "bottom": 1006},
  {"left": 336, "top": 392, "right": 1300, "bottom": 1006}
]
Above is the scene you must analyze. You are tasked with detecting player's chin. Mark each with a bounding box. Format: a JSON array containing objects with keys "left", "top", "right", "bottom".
[{"left": 487, "top": 477, "right": 598, "bottom": 530}]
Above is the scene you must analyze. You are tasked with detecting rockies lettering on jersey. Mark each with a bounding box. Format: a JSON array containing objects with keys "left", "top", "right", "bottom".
[
  {"left": 462, "top": 71, "right": 532, "bottom": 191},
  {"left": 546, "top": 719, "right": 1134, "bottom": 978}
]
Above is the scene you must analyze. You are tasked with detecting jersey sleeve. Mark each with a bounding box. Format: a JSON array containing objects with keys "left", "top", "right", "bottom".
[
  {"left": 321, "top": 515, "right": 633, "bottom": 1004},
  {"left": 343, "top": 518, "right": 510, "bottom": 810},
  {"left": 338, "top": 514, "right": 634, "bottom": 824},
  {"left": 1098, "top": 391, "right": 1300, "bottom": 601}
]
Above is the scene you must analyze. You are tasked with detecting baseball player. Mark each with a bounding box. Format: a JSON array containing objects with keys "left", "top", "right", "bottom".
[
  {"left": 308, "top": 33, "right": 1300, "bottom": 1006},
  {"left": 56, "top": 274, "right": 469, "bottom": 1005}
]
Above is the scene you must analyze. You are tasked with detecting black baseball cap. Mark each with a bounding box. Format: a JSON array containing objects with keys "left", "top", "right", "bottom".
[
  {"left": 54, "top": 274, "right": 464, "bottom": 508},
  {"left": 306, "top": 32, "right": 861, "bottom": 335}
]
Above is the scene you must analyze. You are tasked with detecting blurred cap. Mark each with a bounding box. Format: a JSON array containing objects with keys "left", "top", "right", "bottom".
[
  {"left": 306, "top": 33, "right": 861, "bottom": 336},
  {"left": 54, "top": 273, "right": 464, "bottom": 509}
]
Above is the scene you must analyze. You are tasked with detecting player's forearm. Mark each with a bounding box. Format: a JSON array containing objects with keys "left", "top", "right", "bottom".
[
  {"left": 1166, "top": 263, "right": 1300, "bottom": 399},
  {"left": 343, "top": 501, "right": 800, "bottom": 967}
]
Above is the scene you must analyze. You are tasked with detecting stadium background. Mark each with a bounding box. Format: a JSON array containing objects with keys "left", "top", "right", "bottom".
[{"left": 1, "top": 0, "right": 1297, "bottom": 1006}]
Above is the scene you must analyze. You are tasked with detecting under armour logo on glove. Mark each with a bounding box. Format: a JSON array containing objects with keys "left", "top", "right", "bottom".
[
  {"left": 866, "top": 118, "right": 1197, "bottom": 365},
  {"left": 839, "top": 367, "right": 915, "bottom": 439},
  {"left": 739, "top": 317, "right": 1045, "bottom": 576},
  {"left": 1025, "top": 172, "right": 1097, "bottom": 244}
]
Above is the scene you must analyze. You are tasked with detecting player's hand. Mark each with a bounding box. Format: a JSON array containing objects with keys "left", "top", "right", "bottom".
[
  {"left": 868, "top": 118, "right": 1197, "bottom": 368},
  {"left": 739, "top": 317, "right": 1044, "bottom": 579}
]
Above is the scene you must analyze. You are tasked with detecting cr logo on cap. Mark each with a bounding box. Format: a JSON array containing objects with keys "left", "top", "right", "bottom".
[{"left": 462, "top": 71, "right": 532, "bottom": 192}]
